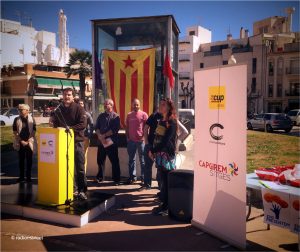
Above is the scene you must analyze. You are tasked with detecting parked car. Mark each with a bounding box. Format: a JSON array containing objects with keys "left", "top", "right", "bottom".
[
  {"left": 178, "top": 108, "right": 195, "bottom": 128},
  {"left": 0, "top": 107, "right": 20, "bottom": 126},
  {"left": 247, "top": 113, "right": 293, "bottom": 133},
  {"left": 287, "top": 109, "right": 300, "bottom": 126},
  {"left": 0, "top": 108, "right": 8, "bottom": 115}
]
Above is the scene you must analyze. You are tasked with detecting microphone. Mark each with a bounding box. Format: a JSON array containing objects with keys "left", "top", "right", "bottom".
[{"left": 53, "top": 103, "right": 61, "bottom": 112}]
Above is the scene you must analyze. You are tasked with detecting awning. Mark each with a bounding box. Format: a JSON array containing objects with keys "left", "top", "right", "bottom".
[
  {"left": 33, "top": 95, "right": 60, "bottom": 100},
  {"left": 35, "top": 77, "right": 80, "bottom": 90}
]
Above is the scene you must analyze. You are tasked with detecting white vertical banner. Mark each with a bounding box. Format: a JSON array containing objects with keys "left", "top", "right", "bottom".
[{"left": 192, "top": 64, "right": 247, "bottom": 249}]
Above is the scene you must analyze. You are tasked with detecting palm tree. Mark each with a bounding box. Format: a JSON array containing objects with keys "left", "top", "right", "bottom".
[{"left": 64, "top": 50, "right": 92, "bottom": 99}]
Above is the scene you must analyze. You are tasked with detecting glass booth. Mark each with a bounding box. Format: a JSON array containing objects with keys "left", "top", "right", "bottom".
[{"left": 91, "top": 15, "right": 180, "bottom": 121}]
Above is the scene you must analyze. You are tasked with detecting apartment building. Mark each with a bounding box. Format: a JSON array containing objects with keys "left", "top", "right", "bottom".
[
  {"left": 1, "top": 64, "right": 92, "bottom": 112},
  {"left": 179, "top": 26, "right": 211, "bottom": 108},
  {"left": 193, "top": 8, "right": 299, "bottom": 113},
  {"left": 0, "top": 9, "right": 69, "bottom": 68}
]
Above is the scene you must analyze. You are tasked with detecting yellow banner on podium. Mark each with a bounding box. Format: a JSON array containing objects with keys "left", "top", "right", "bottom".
[{"left": 37, "top": 127, "right": 74, "bottom": 205}]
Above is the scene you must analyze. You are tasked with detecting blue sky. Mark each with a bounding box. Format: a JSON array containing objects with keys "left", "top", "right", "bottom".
[{"left": 2, "top": 1, "right": 299, "bottom": 51}]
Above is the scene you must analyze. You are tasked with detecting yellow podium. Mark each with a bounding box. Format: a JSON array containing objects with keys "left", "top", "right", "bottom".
[{"left": 37, "top": 127, "right": 74, "bottom": 205}]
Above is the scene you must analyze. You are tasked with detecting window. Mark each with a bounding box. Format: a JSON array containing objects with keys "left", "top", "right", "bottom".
[
  {"left": 200, "top": 63, "right": 204, "bottom": 69},
  {"left": 12, "top": 99, "right": 24, "bottom": 107},
  {"left": 222, "top": 60, "right": 228, "bottom": 65},
  {"left": 31, "top": 51, "right": 36, "bottom": 57},
  {"left": 259, "top": 26, "right": 269, "bottom": 34},
  {"left": 275, "top": 114, "right": 286, "bottom": 120},
  {"left": 277, "top": 58, "right": 283, "bottom": 75},
  {"left": 252, "top": 58, "right": 257, "bottom": 74},
  {"left": 268, "top": 84, "right": 273, "bottom": 97},
  {"left": 290, "top": 82, "right": 300, "bottom": 96},
  {"left": 268, "top": 61, "right": 274, "bottom": 76},
  {"left": 251, "top": 78, "right": 256, "bottom": 93},
  {"left": 8, "top": 108, "right": 19, "bottom": 116},
  {"left": 264, "top": 114, "right": 271, "bottom": 120},
  {"left": 277, "top": 83, "right": 282, "bottom": 97},
  {"left": 19, "top": 49, "right": 24, "bottom": 54},
  {"left": 289, "top": 59, "right": 299, "bottom": 74},
  {"left": 189, "top": 31, "right": 195, "bottom": 36}
]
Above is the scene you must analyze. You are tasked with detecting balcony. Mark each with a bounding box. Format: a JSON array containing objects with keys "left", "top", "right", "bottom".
[
  {"left": 232, "top": 46, "right": 253, "bottom": 53},
  {"left": 179, "top": 54, "right": 191, "bottom": 62},
  {"left": 285, "top": 91, "right": 299, "bottom": 97},
  {"left": 286, "top": 67, "right": 300, "bottom": 75},
  {"left": 249, "top": 92, "right": 260, "bottom": 98},
  {"left": 284, "top": 42, "right": 300, "bottom": 53},
  {"left": 179, "top": 72, "right": 191, "bottom": 79},
  {"left": 203, "top": 51, "right": 222, "bottom": 57},
  {"left": 179, "top": 37, "right": 191, "bottom": 44}
]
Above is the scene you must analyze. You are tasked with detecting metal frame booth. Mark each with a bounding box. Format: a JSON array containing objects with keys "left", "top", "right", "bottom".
[{"left": 91, "top": 15, "right": 180, "bottom": 120}]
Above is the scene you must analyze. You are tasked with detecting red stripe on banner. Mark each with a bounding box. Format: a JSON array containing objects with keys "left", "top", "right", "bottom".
[
  {"left": 143, "top": 56, "right": 150, "bottom": 114},
  {"left": 120, "top": 70, "right": 126, "bottom": 127},
  {"left": 108, "top": 57, "right": 116, "bottom": 112},
  {"left": 131, "top": 70, "right": 138, "bottom": 101}
]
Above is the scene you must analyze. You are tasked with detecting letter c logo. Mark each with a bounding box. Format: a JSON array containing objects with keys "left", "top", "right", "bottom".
[{"left": 209, "top": 123, "right": 224, "bottom": 140}]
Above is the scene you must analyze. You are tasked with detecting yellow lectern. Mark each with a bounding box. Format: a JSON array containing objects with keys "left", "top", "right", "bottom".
[{"left": 37, "top": 127, "right": 74, "bottom": 205}]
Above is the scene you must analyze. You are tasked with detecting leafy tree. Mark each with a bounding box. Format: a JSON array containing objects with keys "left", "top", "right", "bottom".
[{"left": 64, "top": 50, "right": 92, "bottom": 99}]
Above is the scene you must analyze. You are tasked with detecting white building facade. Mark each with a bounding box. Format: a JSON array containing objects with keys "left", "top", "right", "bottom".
[
  {"left": 179, "top": 26, "right": 211, "bottom": 108},
  {"left": 0, "top": 9, "right": 69, "bottom": 68},
  {"left": 194, "top": 9, "right": 299, "bottom": 113}
]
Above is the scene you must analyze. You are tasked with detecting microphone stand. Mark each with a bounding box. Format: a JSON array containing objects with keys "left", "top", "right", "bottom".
[{"left": 53, "top": 106, "right": 73, "bottom": 206}]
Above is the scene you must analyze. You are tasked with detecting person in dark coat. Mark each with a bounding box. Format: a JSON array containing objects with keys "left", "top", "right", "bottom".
[{"left": 52, "top": 88, "right": 87, "bottom": 200}]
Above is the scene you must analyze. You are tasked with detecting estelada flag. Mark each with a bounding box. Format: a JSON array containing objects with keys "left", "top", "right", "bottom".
[{"left": 103, "top": 48, "right": 155, "bottom": 128}]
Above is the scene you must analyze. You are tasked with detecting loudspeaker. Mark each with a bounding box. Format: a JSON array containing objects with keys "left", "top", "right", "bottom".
[{"left": 168, "top": 169, "right": 194, "bottom": 222}]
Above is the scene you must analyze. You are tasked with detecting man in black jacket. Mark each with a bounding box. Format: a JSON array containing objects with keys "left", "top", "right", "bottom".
[
  {"left": 95, "top": 98, "right": 121, "bottom": 185},
  {"left": 52, "top": 88, "right": 87, "bottom": 200}
]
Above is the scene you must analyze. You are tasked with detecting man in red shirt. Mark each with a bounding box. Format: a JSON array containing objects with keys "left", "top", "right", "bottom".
[{"left": 126, "top": 99, "right": 148, "bottom": 184}]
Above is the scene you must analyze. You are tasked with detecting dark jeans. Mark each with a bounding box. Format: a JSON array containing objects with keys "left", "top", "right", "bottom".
[
  {"left": 97, "top": 143, "right": 120, "bottom": 182},
  {"left": 18, "top": 144, "right": 33, "bottom": 180},
  {"left": 74, "top": 141, "right": 87, "bottom": 193},
  {"left": 160, "top": 169, "right": 170, "bottom": 208},
  {"left": 127, "top": 140, "right": 145, "bottom": 180},
  {"left": 143, "top": 144, "right": 154, "bottom": 187}
]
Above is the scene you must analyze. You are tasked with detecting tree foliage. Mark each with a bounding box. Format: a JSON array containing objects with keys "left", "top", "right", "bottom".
[{"left": 64, "top": 50, "right": 92, "bottom": 99}]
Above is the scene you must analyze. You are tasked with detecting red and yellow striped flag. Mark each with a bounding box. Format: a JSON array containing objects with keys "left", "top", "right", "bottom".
[{"left": 103, "top": 48, "right": 155, "bottom": 128}]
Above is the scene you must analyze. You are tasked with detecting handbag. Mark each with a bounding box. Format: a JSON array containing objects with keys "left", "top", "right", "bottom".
[{"left": 155, "top": 151, "right": 176, "bottom": 171}]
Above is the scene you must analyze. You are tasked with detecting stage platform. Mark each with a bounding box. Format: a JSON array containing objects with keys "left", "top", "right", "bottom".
[{"left": 1, "top": 183, "right": 115, "bottom": 227}]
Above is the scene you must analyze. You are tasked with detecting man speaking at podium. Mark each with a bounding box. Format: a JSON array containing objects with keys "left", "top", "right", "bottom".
[{"left": 52, "top": 88, "right": 88, "bottom": 200}]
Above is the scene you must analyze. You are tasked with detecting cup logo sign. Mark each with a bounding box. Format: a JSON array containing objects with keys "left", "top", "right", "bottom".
[{"left": 209, "top": 86, "right": 226, "bottom": 110}]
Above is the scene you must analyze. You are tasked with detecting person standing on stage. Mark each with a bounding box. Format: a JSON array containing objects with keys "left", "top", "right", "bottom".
[
  {"left": 95, "top": 98, "right": 121, "bottom": 185},
  {"left": 149, "top": 98, "right": 178, "bottom": 215},
  {"left": 13, "top": 104, "right": 36, "bottom": 183},
  {"left": 52, "top": 88, "right": 87, "bottom": 200},
  {"left": 125, "top": 99, "right": 148, "bottom": 184},
  {"left": 143, "top": 107, "right": 162, "bottom": 190}
]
